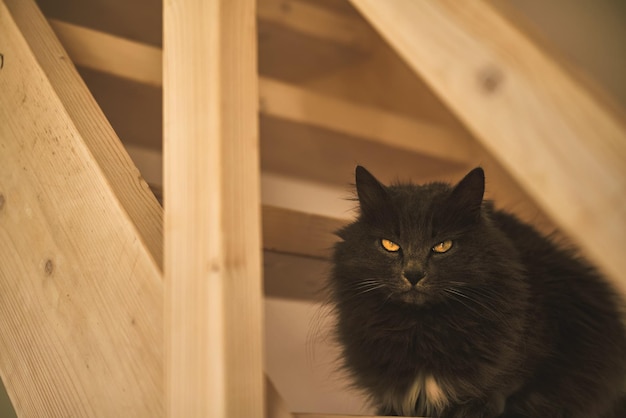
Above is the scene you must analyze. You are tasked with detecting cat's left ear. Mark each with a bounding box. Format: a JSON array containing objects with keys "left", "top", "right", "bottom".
[{"left": 448, "top": 167, "right": 485, "bottom": 220}]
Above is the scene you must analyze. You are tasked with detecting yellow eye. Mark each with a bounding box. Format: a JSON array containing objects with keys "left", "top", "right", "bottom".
[
  {"left": 381, "top": 239, "right": 400, "bottom": 252},
  {"left": 432, "top": 240, "right": 453, "bottom": 253}
]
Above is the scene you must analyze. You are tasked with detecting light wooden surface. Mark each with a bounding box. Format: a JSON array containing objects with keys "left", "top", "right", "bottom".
[
  {"left": 350, "top": 0, "right": 626, "bottom": 295},
  {"left": 0, "top": 0, "right": 163, "bottom": 415},
  {"left": 10, "top": 10, "right": 164, "bottom": 267},
  {"left": 163, "top": 0, "right": 264, "bottom": 416},
  {"left": 49, "top": 19, "right": 162, "bottom": 86},
  {"left": 47, "top": 18, "right": 473, "bottom": 167},
  {"left": 263, "top": 206, "right": 344, "bottom": 260},
  {"left": 36, "top": 0, "right": 161, "bottom": 46},
  {"left": 260, "top": 77, "right": 474, "bottom": 165},
  {"left": 258, "top": 0, "right": 371, "bottom": 49}
]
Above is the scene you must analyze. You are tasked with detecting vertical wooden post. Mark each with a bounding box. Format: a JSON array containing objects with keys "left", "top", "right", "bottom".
[{"left": 163, "top": 0, "right": 264, "bottom": 417}]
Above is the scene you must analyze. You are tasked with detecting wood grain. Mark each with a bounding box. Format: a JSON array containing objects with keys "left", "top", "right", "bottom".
[
  {"left": 49, "top": 19, "right": 162, "bottom": 86},
  {"left": 48, "top": 18, "right": 475, "bottom": 166},
  {"left": 262, "top": 206, "right": 345, "bottom": 260},
  {"left": 35, "top": 0, "right": 161, "bottom": 46},
  {"left": 258, "top": 0, "right": 372, "bottom": 49},
  {"left": 260, "top": 77, "right": 475, "bottom": 165},
  {"left": 350, "top": 0, "right": 626, "bottom": 294},
  {"left": 0, "top": 0, "right": 163, "bottom": 415},
  {"left": 163, "top": 0, "right": 264, "bottom": 416}
]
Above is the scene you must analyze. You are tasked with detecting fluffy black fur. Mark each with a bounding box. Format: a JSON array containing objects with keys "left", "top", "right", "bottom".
[{"left": 329, "top": 166, "right": 626, "bottom": 417}]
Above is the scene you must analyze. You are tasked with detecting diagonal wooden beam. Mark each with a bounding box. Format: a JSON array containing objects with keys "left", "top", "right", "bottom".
[
  {"left": 350, "top": 0, "right": 626, "bottom": 294},
  {"left": 48, "top": 18, "right": 475, "bottom": 166},
  {"left": 47, "top": 17, "right": 554, "bottom": 231},
  {"left": 0, "top": 0, "right": 163, "bottom": 416}
]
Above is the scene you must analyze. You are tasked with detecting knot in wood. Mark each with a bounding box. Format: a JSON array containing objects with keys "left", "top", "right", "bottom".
[
  {"left": 44, "top": 259, "right": 54, "bottom": 276},
  {"left": 478, "top": 65, "right": 504, "bottom": 94},
  {"left": 0, "top": 194, "right": 5, "bottom": 210}
]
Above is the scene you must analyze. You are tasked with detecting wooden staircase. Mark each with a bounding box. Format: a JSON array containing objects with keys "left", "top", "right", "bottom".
[{"left": 0, "top": 0, "right": 624, "bottom": 416}]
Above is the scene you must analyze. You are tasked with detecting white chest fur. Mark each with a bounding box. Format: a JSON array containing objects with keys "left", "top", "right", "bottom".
[{"left": 383, "top": 373, "right": 451, "bottom": 417}]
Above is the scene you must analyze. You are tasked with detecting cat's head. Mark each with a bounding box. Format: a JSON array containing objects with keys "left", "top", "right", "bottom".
[{"left": 331, "top": 166, "right": 523, "bottom": 309}]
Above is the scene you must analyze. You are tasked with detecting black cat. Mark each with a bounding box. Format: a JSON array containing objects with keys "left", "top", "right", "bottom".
[{"left": 329, "top": 166, "right": 626, "bottom": 417}]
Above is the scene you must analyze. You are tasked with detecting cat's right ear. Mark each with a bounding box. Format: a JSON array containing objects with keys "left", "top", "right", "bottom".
[
  {"left": 444, "top": 167, "right": 485, "bottom": 225},
  {"left": 355, "top": 166, "right": 389, "bottom": 222}
]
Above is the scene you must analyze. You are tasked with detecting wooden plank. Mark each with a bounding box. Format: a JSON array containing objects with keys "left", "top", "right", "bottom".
[
  {"left": 49, "top": 19, "right": 162, "bottom": 86},
  {"left": 46, "top": 10, "right": 553, "bottom": 240},
  {"left": 263, "top": 206, "right": 344, "bottom": 260},
  {"left": 163, "top": 0, "right": 264, "bottom": 416},
  {"left": 48, "top": 18, "right": 475, "bottom": 166},
  {"left": 263, "top": 251, "right": 329, "bottom": 301},
  {"left": 55, "top": 18, "right": 549, "bottom": 233},
  {"left": 40, "top": 0, "right": 367, "bottom": 52},
  {"left": 259, "top": 77, "right": 475, "bottom": 165},
  {"left": 256, "top": 0, "right": 371, "bottom": 83},
  {"left": 258, "top": 0, "right": 372, "bottom": 49},
  {"left": 11, "top": 14, "right": 163, "bottom": 268},
  {"left": 36, "top": 0, "right": 161, "bottom": 47},
  {"left": 0, "top": 0, "right": 163, "bottom": 416},
  {"left": 258, "top": 17, "right": 364, "bottom": 84},
  {"left": 350, "top": 0, "right": 626, "bottom": 294},
  {"left": 76, "top": 67, "right": 162, "bottom": 151},
  {"left": 296, "top": 18, "right": 468, "bottom": 132}
]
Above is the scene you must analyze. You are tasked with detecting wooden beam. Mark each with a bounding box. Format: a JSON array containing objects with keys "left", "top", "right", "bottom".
[
  {"left": 163, "top": 0, "right": 264, "bottom": 416},
  {"left": 36, "top": 0, "right": 161, "bottom": 47},
  {"left": 350, "top": 0, "right": 626, "bottom": 294},
  {"left": 262, "top": 206, "right": 344, "bottom": 260},
  {"left": 48, "top": 18, "right": 475, "bottom": 166},
  {"left": 127, "top": 144, "right": 554, "bottom": 265},
  {"left": 257, "top": 0, "right": 372, "bottom": 49},
  {"left": 49, "top": 19, "right": 162, "bottom": 86},
  {"left": 0, "top": 0, "right": 163, "bottom": 416},
  {"left": 54, "top": 19, "right": 542, "bottom": 235},
  {"left": 259, "top": 77, "right": 475, "bottom": 165}
]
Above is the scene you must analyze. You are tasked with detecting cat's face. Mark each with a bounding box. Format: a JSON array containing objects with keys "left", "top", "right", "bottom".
[{"left": 332, "top": 166, "right": 517, "bottom": 308}]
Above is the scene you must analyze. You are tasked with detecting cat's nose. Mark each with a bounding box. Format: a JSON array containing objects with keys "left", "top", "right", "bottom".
[{"left": 403, "top": 269, "right": 425, "bottom": 286}]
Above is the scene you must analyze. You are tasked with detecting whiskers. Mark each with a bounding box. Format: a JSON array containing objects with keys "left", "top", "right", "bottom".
[
  {"left": 353, "top": 279, "right": 387, "bottom": 296},
  {"left": 338, "top": 278, "right": 395, "bottom": 305},
  {"left": 440, "top": 281, "right": 510, "bottom": 324}
]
